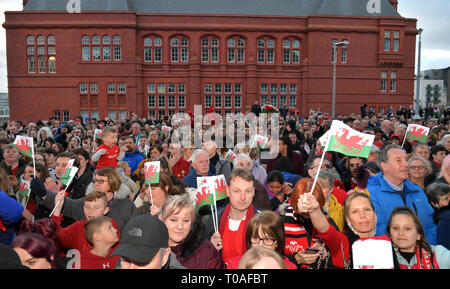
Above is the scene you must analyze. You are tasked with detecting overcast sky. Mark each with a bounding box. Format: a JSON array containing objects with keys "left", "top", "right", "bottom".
[{"left": 1, "top": 0, "right": 450, "bottom": 93}]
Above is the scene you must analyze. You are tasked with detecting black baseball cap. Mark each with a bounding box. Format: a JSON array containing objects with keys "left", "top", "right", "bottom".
[
  {"left": 110, "top": 215, "right": 169, "bottom": 264},
  {"left": 0, "top": 243, "right": 29, "bottom": 269}
]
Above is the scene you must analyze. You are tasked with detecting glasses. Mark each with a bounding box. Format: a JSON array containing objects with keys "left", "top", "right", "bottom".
[
  {"left": 409, "top": 165, "right": 425, "bottom": 171},
  {"left": 250, "top": 236, "right": 276, "bottom": 246},
  {"left": 93, "top": 178, "right": 109, "bottom": 184}
]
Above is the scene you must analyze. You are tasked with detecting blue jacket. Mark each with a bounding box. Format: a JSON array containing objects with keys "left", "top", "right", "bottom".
[
  {"left": 123, "top": 150, "right": 145, "bottom": 173},
  {"left": 182, "top": 165, "right": 217, "bottom": 188},
  {"left": 0, "top": 191, "right": 24, "bottom": 245},
  {"left": 367, "top": 172, "right": 437, "bottom": 245}
]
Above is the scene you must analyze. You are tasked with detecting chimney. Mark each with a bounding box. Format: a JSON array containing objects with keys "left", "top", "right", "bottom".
[{"left": 389, "top": 0, "right": 398, "bottom": 10}]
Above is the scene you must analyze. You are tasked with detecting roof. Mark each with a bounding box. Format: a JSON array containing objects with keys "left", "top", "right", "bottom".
[{"left": 23, "top": 0, "right": 402, "bottom": 17}]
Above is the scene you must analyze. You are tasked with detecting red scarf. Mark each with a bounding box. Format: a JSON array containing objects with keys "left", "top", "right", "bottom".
[
  {"left": 416, "top": 247, "right": 433, "bottom": 269},
  {"left": 219, "top": 204, "right": 254, "bottom": 255}
]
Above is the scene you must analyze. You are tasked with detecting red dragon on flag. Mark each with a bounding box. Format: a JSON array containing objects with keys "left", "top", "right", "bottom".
[{"left": 13, "top": 136, "right": 33, "bottom": 157}]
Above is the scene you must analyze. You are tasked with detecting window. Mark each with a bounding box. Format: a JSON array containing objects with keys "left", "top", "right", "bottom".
[
  {"left": 331, "top": 39, "right": 337, "bottom": 62},
  {"left": 342, "top": 49, "right": 348, "bottom": 63},
  {"left": 103, "top": 35, "right": 111, "bottom": 45},
  {"left": 53, "top": 110, "right": 61, "bottom": 121},
  {"left": 381, "top": 71, "right": 387, "bottom": 92},
  {"left": 178, "top": 83, "right": 185, "bottom": 93},
  {"left": 27, "top": 34, "right": 56, "bottom": 74},
  {"left": 113, "top": 35, "right": 121, "bottom": 45},
  {"left": 47, "top": 35, "right": 55, "bottom": 45},
  {"left": 148, "top": 83, "right": 155, "bottom": 93},
  {"left": 92, "top": 35, "right": 100, "bottom": 45},
  {"left": 148, "top": 95, "right": 155, "bottom": 108},
  {"left": 224, "top": 95, "right": 232, "bottom": 108},
  {"left": 270, "top": 95, "right": 277, "bottom": 107},
  {"left": 283, "top": 38, "right": 300, "bottom": 64},
  {"left": 91, "top": 110, "right": 99, "bottom": 119},
  {"left": 82, "top": 35, "right": 90, "bottom": 45},
  {"left": 90, "top": 83, "right": 98, "bottom": 94},
  {"left": 80, "top": 82, "right": 88, "bottom": 94},
  {"left": 215, "top": 95, "right": 222, "bottom": 108},
  {"left": 289, "top": 95, "right": 296, "bottom": 108},
  {"left": 48, "top": 57, "right": 56, "bottom": 73},
  {"left": 63, "top": 110, "right": 70, "bottom": 122},
  {"left": 119, "top": 110, "right": 127, "bottom": 120},
  {"left": 118, "top": 83, "right": 126, "bottom": 93},
  {"left": 178, "top": 95, "right": 185, "bottom": 108},
  {"left": 158, "top": 95, "right": 166, "bottom": 108},
  {"left": 27, "top": 35, "right": 35, "bottom": 45},
  {"left": 108, "top": 110, "right": 117, "bottom": 120},
  {"left": 27, "top": 57, "right": 35, "bottom": 73},
  {"left": 38, "top": 57, "right": 46, "bottom": 73},
  {"left": 103, "top": 46, "right": 111, "bottom": 60},
  {"left": 27, "top": 47, "right": 35, "bottom": 55},
  {"left": 144, "top": 36, "right": 162, "bottom": 62},
  {"left": 158, "top": 83, "right": 165, "bottom": 93},
  {"left": 113, "top": 46, "right": 121, "bottom": 61},
  {"left": 261, "top": 83, "right": 268, "bottom": 93},
  {"left": 170, "top": 36, "right": 189, "bottom": 63},
  {"left": 93, "top": 46, "right": 101, "bottom": 61},
  {"left": 37, "top": 35, "right": 45, "bottom": 45},
  {"left": 234, "top": 95, "right": 241, "bottom": 108},
  {"left": 227, "top": 37, "right": 245, "bottom": 63},
  {"left": 205, "top": 95, "right": 212, "bottom": 107},
  {"left": 201, "top": 36, "right": 219, "bottom": 63},
  {"left": 82, "top": 46, "right": 90, "bottom": 61},
  {"left": 257, "top": 37, "right": 275, "bottom": 63},
  {"left": 384, "top": 39, "right": 390, "bottom": 52},
  {"left": 107, "top": 83, "right": 116, "bottom": 93}
]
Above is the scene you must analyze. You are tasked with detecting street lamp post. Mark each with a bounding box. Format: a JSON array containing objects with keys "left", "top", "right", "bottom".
[
  {"left": 332, "top": 40, "right": 349, "bottom": 119},
  {"left": 414, "top": 28, "right": 423, "bottom": 118}
]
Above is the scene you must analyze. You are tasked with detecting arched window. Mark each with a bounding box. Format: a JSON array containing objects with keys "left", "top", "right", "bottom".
[
  {"left": 144, "top": 36, "right": 163, "bottom": 62},
  {"left": 170, "top": 36, "right": 189, "bottom": 63},
  {"left": 257, "top": 37, "right": 275, "bottom": 63},
  {"left": 201, "top": 36, "right": 219, "bottom": 63},
  {"left": 282, "top": 37, "right": 301, "bottom": 64},
  {"left": 227, "top": 36, "right": 245, "bottom": 63}
]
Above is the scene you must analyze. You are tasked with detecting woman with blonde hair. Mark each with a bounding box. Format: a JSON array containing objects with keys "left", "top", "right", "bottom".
[{"left": 159, "top": 194, "right": 225, "bottom": 269}]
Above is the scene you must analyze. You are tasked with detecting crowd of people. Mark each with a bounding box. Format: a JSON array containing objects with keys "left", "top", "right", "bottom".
[{"left": 0, "top": 104, "right": 450, "bottom": 270}]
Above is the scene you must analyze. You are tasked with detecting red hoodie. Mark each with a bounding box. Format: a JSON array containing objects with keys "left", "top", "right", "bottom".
[
  {"left": 79, "top": 247, "right": 119, "bottom": 269},
  {"left": 52, "top": 214, "right": 120, "bottom": 252}
]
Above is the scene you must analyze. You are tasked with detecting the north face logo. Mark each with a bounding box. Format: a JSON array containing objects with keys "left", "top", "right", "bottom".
[{"left": 128, "top": 227, "right": 142, "bottom": 237}]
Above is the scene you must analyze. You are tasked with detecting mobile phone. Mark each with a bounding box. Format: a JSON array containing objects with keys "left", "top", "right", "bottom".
[{"left": 304, "top": 247, "right": 319, "bottom": 254}]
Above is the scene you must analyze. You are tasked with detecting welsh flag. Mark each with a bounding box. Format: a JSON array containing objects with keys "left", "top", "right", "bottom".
[
  {"left": 262, "top": 104, "right": 278, "bottom": 114},
  {"left": 213, "top": 175, "right": 228, "bottom": 201},
  {"left": 197, "top": 175, "right": 228, "bottom": 202},
  {"left": 194, "top": 186, "right": 214, "bottom": 214},
  {"left": 59, "top": 159, "right": 78, "bottom": 186},
  {"left": 325, "top": 120, "right": 374, "bottom": 159},
  {"left": 144, "top": 161, "right": 160, "bottom": 184},
  {"left": 224, "top": 149, "right": 237, "bottom": 163},
  {"left": 18, "top": 179, "right": 30, "bottom": 198},
  {"left": 250, "top": 134, "right": 269, "bottom": 149},
  {"left": 405, "top": 124, "right": 429, "bottom": 143},
  {"left": 13, "top": 135, "right": 34, "bottom": 157},
  {"left": 94, "top": 129, "right": 103, "bottom": 140},
  {"left": 161, "top": 126, "right": 172, "bottom": 136}
]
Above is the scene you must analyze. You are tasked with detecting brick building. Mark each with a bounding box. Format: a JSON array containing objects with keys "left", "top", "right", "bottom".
[{"left": 4, "top": 0, "right": 418, "bottom": 123}]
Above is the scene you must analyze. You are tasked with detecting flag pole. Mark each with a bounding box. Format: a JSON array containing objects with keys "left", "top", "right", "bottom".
[
  {"left": 309, "top": 124, "right": 333, "bottom": 195},
  {"left": 401, "top": 133, "right": 406, "bottom": 150}
]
